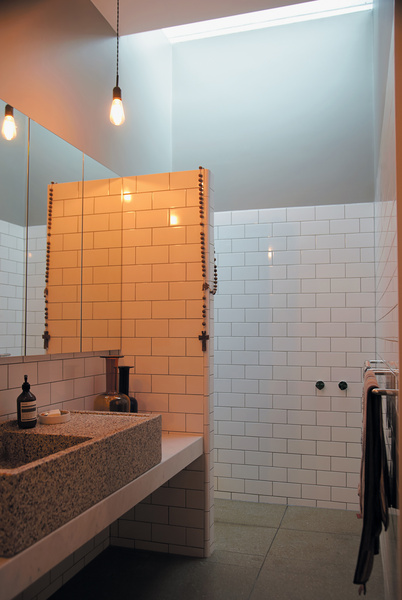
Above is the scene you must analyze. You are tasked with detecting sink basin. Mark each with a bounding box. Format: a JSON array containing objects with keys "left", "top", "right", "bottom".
[{"left": 0, "top": 411, "right": 161, "bottom": 557}]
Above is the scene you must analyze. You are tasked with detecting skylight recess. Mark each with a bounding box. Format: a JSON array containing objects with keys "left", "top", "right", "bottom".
[{"left": 163, "top": 0, "right": 373, "bottom": 43}]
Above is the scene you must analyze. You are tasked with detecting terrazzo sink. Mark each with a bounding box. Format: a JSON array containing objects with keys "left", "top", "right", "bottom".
[{"left": 0, "top": 410, "right": 162, "bottom": 557}]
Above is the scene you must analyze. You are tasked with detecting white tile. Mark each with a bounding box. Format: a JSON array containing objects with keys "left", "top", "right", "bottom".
[
  {"left": 234, "top": 238, "right": 259, "bottom": 252},
  {"left": 360, "top": 217, "right": 374, "bottom": 233},
  {"left": 286, "top": 206, "right": 315, "bottom": 222},
  {"left": 218, "top": 281, "right": 245, "bottom": 295},
  {"left": 329, "top": 219, "right": 359, "bottom": 234},
  {"left": 288, "top": 294, "right": 316, "bottom": 308},
  {"left": 259, "top": 236, "right": 286, "bottom": 251},
  {"left": 346, "top": 232, "right": 374, "bottom": 248},
  {"left": 232, "top": 323, "right": 259, "bottom": 336},
  {"left": 316, "top": 263, "right": 345, "bottom": 278},
  {"left": 245, "top": 223, "right": 272, "bottom": 238},
  {"left": 215, "top": 239, "right": 232, "bottom": 253},
  {"left": 245, "top": 365, "right": 273, "bottom": 380},
  {"left": 259, "top": 265, "right": 287, "bottom": 280},
  {"left": 302, "top": 484, "right": 330, "bottom": 501},
  {"left": 287, "top": 323, "right": 316, "bottom": 337},
  {"left": 258, "top": 208, "right": 286, "bottom": 223},
  {"left": 260, "top": 466, "right": 287, "bottom": 482},
  {"left": 219, "top": 225, "right": 245, "bottom": 239},
  {"left": 218, "top": 253, "right": 245, "bottom": 267},
  {"left": 330, "top": 248, "right": 360, "bottom": 263},
  {"left": 273, "top": 337, "right": 301, "bottom": 352},
  {"left": 330, "top": 307, "right": 361, "bottom": 323},
  {"left": 245, "top": 336, "right": 272, "bottom": 352},
  {"left": 246, "top": 308, "right": 273, "bottom": 322},
  {"left": 316, "top": 204, "right": 344, "bottom": 220},
  {"left": 301, "top": 220, "right": 329, "bottom": 235},
  {"left": 301, "top": 249, "right": 330, "bottom": 264},
  {"left": 302, "top": 308, "right": 331, "bottom": 322},
  {"left": 345, "top": 202, "right": 373, "bottom": 218},
  {"left": 245, "top": 252, "right": 271, "bottom": 266},
  {"left": 217, "top": 308, "right": 245, "bottom": 322},
  {"left": 273, "top": 222, "right": 300, "bottom": 237},
  {"left": 287, "top": 236, "right": 315, "bottom": 250},
  {"left": 231, "top": 351, "right": 259, "bottom": 365},
  {"left": 346, "top": 292, "right": 375, "bottom": 308},
  {"left": 286, "top": 264, "right": 316, "bottom": 279},
  {"left": 317, "top": 323, "right": 346, "bottom": 337},
  {"left": 316, "top": 293, "right": 345, "bottom": 308},
  {"left": 232, "top": 266, "right": 259, "bottom": 280},
  {"left": 231, "top": 210, "right": 259, "bottom": 225},
  {"left": 245, "top": 280, "right": 272, "bottom": 294},
  {"left": 346, "top": 262, "right": 374, "bottom": 277},
  {"left": 273, "top": 279, "right": 301, "bottom": 294},
  {"left": 218, "top": 337, "right": 244, "bottom": 351},
  {"left": 214, "top": 212, "right": 232, "bottom": 226},
  {"left": 273, "top": 251, "right": 300, "bottom": 265}
]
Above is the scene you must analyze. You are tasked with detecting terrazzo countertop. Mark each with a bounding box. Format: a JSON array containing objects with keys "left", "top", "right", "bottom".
[{"left": 0, "top": 411, "right": 162, "bottom": 557}]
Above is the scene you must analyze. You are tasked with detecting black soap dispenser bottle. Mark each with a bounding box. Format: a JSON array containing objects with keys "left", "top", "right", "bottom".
[
  {"left": 17, "top": 375, "right": 37, "bottom": 429},
  {"left": 118, "top": 366, "right": 138, "bottom": 413}
]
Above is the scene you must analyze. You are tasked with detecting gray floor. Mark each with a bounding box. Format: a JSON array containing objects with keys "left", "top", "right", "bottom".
[{"left": 49, "top": 499, "right": 385, "bottom": 600}]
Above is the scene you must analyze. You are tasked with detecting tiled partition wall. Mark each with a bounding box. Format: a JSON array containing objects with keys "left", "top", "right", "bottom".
[
  {"left": 214, "top": 202, "right": 375, "bottom": 510},
  {"left": 0, "top": 219, "right": 25, "bottom": 356},
  {"left": 111, "top": 169, "right": 214, "bottom": 558},
  {"left": 0, "top": 169, "right": 214, "bottom": 599}
]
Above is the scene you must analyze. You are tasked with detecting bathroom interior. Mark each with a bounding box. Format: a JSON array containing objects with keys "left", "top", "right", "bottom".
[{"left": 0, "top": 0, "right": 400, "bottom": 598}]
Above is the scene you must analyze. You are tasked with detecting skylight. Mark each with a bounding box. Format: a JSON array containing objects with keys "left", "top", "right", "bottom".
[{"left": 163, "top": 0, "right": 373, "bottom": 43}]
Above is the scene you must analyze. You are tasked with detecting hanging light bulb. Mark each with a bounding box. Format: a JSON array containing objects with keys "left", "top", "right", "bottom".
[
  {"left": 110, "top": 0, "right": 125, "bottom": 126},
  {"left": 2, "top": 104, "right": 17, "bottom": 141},
  {"left": 110, "top": 85, "right": 125, "bottom": 126}
]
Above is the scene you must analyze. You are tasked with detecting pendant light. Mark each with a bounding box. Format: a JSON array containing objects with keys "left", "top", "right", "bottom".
[
  {"left": 1, "top": 104, "right": 17, "bottom": 141},
  {"left": 110, "top": 0, "right": 125, "bottom": 126}
]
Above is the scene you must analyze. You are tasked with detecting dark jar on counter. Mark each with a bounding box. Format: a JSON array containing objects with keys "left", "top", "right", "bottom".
[{"left": 94, "top": 356, "right": 129, "bottom": 412}]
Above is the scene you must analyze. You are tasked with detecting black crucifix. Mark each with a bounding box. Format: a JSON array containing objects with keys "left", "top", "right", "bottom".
[
  {"left": 42, "top": 330, "right": 51, "bottom": 350},
  {"left": 198, "top": 330, "right": 209, "bottom": 352}
]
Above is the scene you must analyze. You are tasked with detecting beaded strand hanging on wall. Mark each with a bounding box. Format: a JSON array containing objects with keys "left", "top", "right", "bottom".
[
  {"left": 42, "top": 183, "right": 53, "bottom": 350},
  {"left": 198, "top": 166, "right": 217, "bottom": 352}
]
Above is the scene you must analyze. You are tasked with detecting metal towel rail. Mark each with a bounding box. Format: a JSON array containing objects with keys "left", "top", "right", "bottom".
[{"left": 363, "top": 360, "right": 399, "bottom": 396}]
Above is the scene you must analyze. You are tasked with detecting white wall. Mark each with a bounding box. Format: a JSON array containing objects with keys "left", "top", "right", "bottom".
[
  {"left": 172, "top": 11, "right": 375, "bottom": 211},
  {"left": 214, "top": 202, "right": 374, "bottom": 509}
]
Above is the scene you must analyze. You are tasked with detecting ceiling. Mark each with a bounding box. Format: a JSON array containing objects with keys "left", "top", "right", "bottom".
[{"left": 89, "top": 0, "right": 307, "bottom": 35}]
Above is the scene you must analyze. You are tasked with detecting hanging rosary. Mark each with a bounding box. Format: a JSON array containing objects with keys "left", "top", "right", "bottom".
[
  {"left": 198, "top": 166, "right": 218, "bottom": 352},
  {"left": 42, "top": 183, "right": 53, "bottom": 350}
]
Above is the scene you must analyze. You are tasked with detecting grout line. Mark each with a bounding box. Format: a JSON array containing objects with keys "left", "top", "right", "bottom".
[{"left": 246, "top": 505, "right": 289, "bottom": 600}]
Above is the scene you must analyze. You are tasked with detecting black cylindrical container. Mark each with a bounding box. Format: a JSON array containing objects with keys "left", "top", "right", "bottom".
[
  {"left": 17, "top": 375, "right": 37, "bottom": 429},
  {"left": 118, "top": 366, "right": 138, "bottom": 413}
]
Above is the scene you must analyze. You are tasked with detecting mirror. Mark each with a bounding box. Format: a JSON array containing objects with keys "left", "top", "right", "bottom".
[{"left": 0, "top": 98, "right": 120, "bottom": 356}]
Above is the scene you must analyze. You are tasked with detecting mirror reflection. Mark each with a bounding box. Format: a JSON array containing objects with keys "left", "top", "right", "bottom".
[{"left": 0, "top": 98, "right": 120, "bottom": 357}]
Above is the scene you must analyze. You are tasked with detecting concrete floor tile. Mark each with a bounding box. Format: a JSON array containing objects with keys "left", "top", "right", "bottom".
[
  {"left": 281, "top": 505, "right": 362, "bottom": 535},
  {"left": 215, "top": 522, "right": 277, "bottom": 556},
  {"left": 215, "top": 498, "right": 286, "bottom": 528},
  {"left": 207, "top": 549, "right": 265, "bottom": 569},
  {"left": 250, "top": 556, "right": 384, "bottom": 600},
  {"left": 267, "top": 528, "right": 360, "bottom": 567}
]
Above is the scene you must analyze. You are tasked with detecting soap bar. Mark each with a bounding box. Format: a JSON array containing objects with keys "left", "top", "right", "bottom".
[{"left": 39, "top": 410, "right": 70, "bottom": 424}]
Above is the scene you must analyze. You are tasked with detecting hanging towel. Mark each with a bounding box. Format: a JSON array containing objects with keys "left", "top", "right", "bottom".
[{"left": 353, "top": 369, "right": 390, "bottom": 594}]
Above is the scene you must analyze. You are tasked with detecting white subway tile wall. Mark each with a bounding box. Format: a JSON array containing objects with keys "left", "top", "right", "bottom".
[
  {"left": 214, "top": 202, "right": 375, "bottom": 510},
  {"left": 26, "top": 225, "right": 47, "bottom": 355},
  {"left": 0, "top": 220, "right": 25, "bottom": 356}
]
